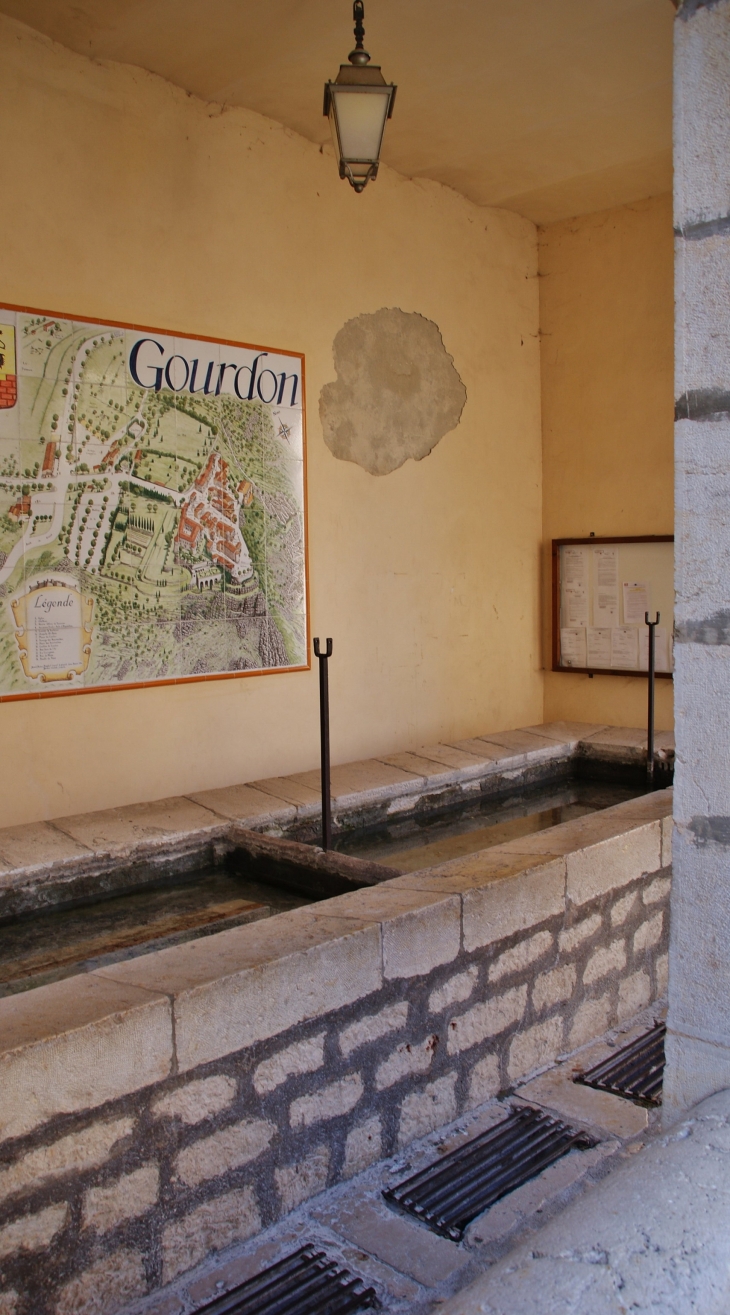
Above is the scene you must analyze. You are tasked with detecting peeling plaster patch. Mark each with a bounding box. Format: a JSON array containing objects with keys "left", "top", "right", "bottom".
[{"left": 319, "top": 308, "right": 467, "bottom": 476}]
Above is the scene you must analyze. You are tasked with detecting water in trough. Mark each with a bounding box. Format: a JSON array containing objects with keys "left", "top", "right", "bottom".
[{"left": 0, "top": 777, "right": 645, "bottom": 997}]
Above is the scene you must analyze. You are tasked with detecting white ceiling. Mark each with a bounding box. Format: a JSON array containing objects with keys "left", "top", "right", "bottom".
[{"left": 0, "top": 0, "right": 675, "bottom": 223}]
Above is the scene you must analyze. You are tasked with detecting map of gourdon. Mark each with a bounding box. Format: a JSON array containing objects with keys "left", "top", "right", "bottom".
[{"left": 0, "top": 305, "right": 307, "bottom": 697}]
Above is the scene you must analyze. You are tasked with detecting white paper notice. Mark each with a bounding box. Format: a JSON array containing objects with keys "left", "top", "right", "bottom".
[
  {"left": 561, "top": 546, "right": 589, "bottom": 628},
  {"left": 611, "top": 626, "right": 639, "bottom": 669},
  {"left": 586, "top": 627, "right": 612, "bottom": 668},
  {"left": 639, "top": 626, "right": 670, "bottom": 672},
  {"left": 563, "top": 587, "right": 589, "bottom": 627},
  {"left": 560, "top": 627, "right": 587, "bottom": 668},
  {"left": 623, "top": 580, "right": 650, "bottom": 625},
  {"left": 593, "top": 547, "right": 619, "bottom": 625},
  {"left": 563, "top": 546, "right": 588, "bottom": 587}
]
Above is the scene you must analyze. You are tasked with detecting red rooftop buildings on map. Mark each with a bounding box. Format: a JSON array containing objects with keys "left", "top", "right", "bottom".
[
  {"left": 175, "top": 452, "right": 253, "bottom": 583},
  {"left": 9, "top": 495, "right": 31, "bottom": 522},
  {"left": 42, "top": 442, "right": 58, "bottom": 476}
]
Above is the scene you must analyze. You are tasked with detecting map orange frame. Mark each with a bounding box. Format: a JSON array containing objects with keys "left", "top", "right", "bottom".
[{"left": 0, "top": 301, "right": 310, "bottom": 702}]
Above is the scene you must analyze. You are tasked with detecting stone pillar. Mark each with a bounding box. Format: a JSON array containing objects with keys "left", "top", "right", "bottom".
[{"left": 666, "top": 0, "right": 730, "bottom": 1117}]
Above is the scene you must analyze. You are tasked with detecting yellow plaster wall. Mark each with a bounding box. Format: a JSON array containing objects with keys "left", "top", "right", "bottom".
[
  {"left": 540, "top": 194, "right": 674, "bottom": 731},
  {"left": 0, "top": 17, "right": 542, "bottom": 827}
]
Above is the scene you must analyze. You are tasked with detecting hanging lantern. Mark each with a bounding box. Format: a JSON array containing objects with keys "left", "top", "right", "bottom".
[{"left": 323, "top": 1, "right": 397, "bottom": 193}]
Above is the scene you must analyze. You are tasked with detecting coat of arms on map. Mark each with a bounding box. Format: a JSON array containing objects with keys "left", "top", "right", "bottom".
[
  {"left": 0, "top": 325, "right": 17, "bottom": 409},
  {"left": 0, "top": 304, "right": 308, "bottom": 699}
]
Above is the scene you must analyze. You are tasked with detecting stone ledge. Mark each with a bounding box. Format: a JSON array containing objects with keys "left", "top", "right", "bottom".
[
  {"left": 0, "top": 974, "right": 172, "bottom": 1142},
  {"left": 575, "top": 725, "right": 675, "bottom": 765},
  {"left": 51, "top": 797, "right": 226, "bottom": 855},
  {"left": 287, "top": 759, "right": 427, "bottom": 811},
  {"left": 0, "top": 725, "right": 673, "bottom": 1140},
  {"left": 96, "top": 911, "right": 384, "bottom": 1072},
  {"left": 310, "top": 886, "right": 462, "bottom": 979},
  {"left": 0, "top": 723, "right": 674, "bottom": 907},
  {"left": 187, "top": 784, "right": 297, "bottom": 827}
]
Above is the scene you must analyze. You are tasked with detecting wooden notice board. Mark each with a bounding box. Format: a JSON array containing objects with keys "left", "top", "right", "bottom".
[{"left": 552, "top": 536, "right": 674, "bottom": 679}]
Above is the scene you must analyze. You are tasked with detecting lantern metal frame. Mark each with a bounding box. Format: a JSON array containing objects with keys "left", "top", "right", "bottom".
[{"left": 323, "top": 1, "right": 397, "bottom": 192}]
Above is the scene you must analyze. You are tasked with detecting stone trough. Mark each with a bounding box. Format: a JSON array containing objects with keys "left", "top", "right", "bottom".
[{"left": 0, "top": 722, "right": 673, "bottom": 1314}]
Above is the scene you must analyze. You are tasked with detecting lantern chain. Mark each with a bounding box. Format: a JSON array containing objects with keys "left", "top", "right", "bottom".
[
  {"left": 353, "top": 1, "right": 365, "bottom": 51},
  {"left": 349, "top": 1, "right": 370, "bottom": 65}
]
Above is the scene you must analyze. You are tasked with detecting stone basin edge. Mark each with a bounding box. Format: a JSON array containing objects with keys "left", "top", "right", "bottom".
[
  {"left": 0, "top": 774, "right": 673, "bottom": 1144},
  {"left": 0, "top": 721, "right": 673, "bottom": 904}
]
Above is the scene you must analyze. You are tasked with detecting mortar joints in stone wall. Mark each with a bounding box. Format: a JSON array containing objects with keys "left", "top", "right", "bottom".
[
  {"left": 169, "top": 997, "right": 179, "bottom": 1078},
  {"left": 0, "top": 863, "right": 671, "bottom": 1313}
]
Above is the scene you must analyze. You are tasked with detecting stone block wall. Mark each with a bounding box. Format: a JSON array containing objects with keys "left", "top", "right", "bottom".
[
  {"left": 0, "top": 796, "right": 671, "bottom": 1314},
  {"left": 668, "top": 0, "right": 730, "bottom": 1114}
]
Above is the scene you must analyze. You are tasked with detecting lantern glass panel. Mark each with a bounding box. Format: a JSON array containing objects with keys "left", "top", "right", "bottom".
[{"left": 329, "top": 86, "right": 391, "bottom": 167}]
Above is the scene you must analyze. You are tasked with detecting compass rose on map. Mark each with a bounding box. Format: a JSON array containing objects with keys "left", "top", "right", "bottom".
[{"left": 277, "top": 420, "right": 292, "bottom": 443}]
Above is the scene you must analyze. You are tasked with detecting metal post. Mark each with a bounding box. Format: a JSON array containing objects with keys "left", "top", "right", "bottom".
[
  {"left": 313, "top": 638, "right": 333, "bottom": 850},
  {"left": 645, "top": 612, "right": 659, "bottom": 789}
]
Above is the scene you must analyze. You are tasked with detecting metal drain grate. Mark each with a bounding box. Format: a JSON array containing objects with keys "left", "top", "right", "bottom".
[
  {"left": 383, "top": 1105, "right": 595, "bottom": 1241},
  {"left": 193, "top": 1246, "right": 379, "bottom": 1315},
  {"left": 574, "top": 1021, "right": 666, "bottom": 1104}
]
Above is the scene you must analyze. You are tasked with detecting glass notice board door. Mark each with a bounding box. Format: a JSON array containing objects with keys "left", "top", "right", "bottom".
[{"left": 552, "top": 536, "right": 673, "bottom": 678}]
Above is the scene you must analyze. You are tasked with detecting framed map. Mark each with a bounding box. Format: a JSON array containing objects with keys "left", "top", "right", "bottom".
[{"left": 0, "top": 304, "right": 308, "bottom": 699}]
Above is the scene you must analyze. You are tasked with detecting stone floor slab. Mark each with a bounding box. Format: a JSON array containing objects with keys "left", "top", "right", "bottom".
[
  {"left": 336, "top": 1243, "right": 424, "bottom": 1305},
  {"left": 515, "top": 1068, "right": 649, "bottom": 1138},
  {"left": 127, "top": 1295, "right": 184, "bottom": 1315},
  {"left": 312, "top": 1196, "right": 468, "bottom": 1287},
  {"left": 439, "top": 1087, "right": 730, "bottom": 1315},
  {"left": 466, "top": 1140, "right": 620, "bottom": 1249},
  {"left": 183, "top": 1229, "right": 303, "bottom": 1307}
]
